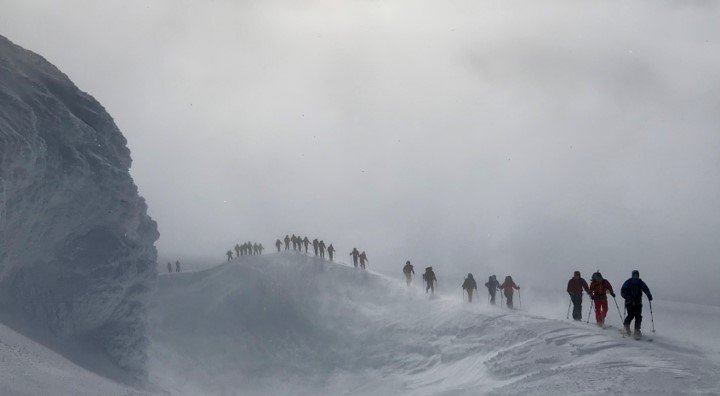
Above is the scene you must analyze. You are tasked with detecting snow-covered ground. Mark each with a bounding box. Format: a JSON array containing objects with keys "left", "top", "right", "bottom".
[
  {"left": 148, "top": 252, "right": 720, "bottom": 395},
  {"left": 1, "top": 251, "right": 718, "bottom": 395},
  {"left": 0, "top": 322, "right": 149, "bottom": 396}
]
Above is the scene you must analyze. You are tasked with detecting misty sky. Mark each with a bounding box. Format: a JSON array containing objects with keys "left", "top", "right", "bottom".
[{"left": 2, "top": 0, "right": 719, "bottom": 303}]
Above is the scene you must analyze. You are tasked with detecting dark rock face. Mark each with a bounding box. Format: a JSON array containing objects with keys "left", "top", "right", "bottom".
[{"left": 0, "top": 35, "right": 158, "bottom": 382}]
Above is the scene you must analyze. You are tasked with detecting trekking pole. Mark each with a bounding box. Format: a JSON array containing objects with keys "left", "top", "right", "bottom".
[
  {"left": 612, "top": 296, "right": 623, "bottom": 325},
  {"left": 649, "top": 300, "right": 656, "bottom": 333},
  {"left": 461, "top": 287, "right": 465, "bottom": 302},
  {"left": 566, "top": 299, "right": 571, "bottom": 320},
  {"left": 518, "top": 290, "right": 522, "bottom": 309},
  {"left": 586, "top": 299, "right": 594, "bottom": 324}
]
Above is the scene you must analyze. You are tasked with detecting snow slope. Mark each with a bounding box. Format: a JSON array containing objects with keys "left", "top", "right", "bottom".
[
  {"left": 0, "top": 35, "right": 158, "bottom": 381},
  {"left": 0, "top": 321, "right": 150, "bottom": 396},
  {"left": 149, "top": 252, "right": 720, "bottom": 395}
]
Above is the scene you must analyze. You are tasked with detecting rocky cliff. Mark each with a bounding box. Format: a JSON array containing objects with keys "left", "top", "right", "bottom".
[{"left": 0, "top": 35, "right": 158, "bottom": 382}]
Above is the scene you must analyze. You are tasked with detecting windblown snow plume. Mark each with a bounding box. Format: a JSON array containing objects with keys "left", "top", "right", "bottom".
[{"left": 0, "top": 35, "right": 158, "bottom": 382}]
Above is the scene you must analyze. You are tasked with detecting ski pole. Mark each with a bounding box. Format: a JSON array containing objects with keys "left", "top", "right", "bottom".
[
  {"left": 612, "top": 296, "right": 623, "bottom": 325},
  {"left": 566, "top": 299, "right": 571, "bottom": 320},
  {"left": 649, "top": 300, "right": 656, "bottom": 333},
  {"left": 586, "top": 299, "right": 594, "bottom": 324},
  {"left": 461, "top": 287, "right": 465, "bottom": 302},
  {"left": 518, "top": 290, "right": 522, "bottom": 309}
]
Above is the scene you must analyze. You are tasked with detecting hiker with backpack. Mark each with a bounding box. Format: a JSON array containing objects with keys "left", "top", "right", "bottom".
[
  {"left": 275, "top": 239, "right": 282, "bottom": 252},
  {"left": 327, "top": 244, "right": 335, "bottom": 261},
  {"left": 403, "top": 261, "right": 415, "bottom": 286},
  {"left": 567, "top": 271, "right": 591, "bottom": 321},
  {"left": 226, "top": 250, "right": 233, "bottom": 261},
  {"left": 175, "top": 260, "right": 181, "bottom": 273},
  {"left": 359, "top": 251, "right": 368, "bottom": 269},
  {"left": 423, "top": 267, "right": 437, "bottom": 294},
  {"left": 167, "top": 262, "right": 172, "bottom": 273},
  {"left": 621, "top": 270, "right": 653, "bottom": 338},
  {"left": 350, "top": 248, "right": 360, "bottom": 267},
  {"left": 284, "top": 235, "right": 290, "bottom": 250},
  {"left": 589, "top": 271, "right": 615, "bottom": 327},
  {"left": 319, "top": 240, "right": 327, "bottom": 258},
  {"left": 313, "top": 239, "right": 320, "bottom": 256},
  {"left": 462, "top": 273, "right": 478, "bottom": 302},
  {"left": 500, "top": 276, "right": 520, "bottom": 309},
  {"left": 303, "top": 237, "right": 310, "bottom": 253},
  {"left": 485, "top": 275, "right": 500, "bottom": 305}
]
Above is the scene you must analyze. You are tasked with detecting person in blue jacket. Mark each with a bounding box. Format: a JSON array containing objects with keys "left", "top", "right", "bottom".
[{"left": 620, "top": 270, "right": 653, "bottom": 337}]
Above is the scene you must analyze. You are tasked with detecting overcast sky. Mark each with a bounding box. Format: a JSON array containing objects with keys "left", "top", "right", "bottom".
[{"left": 2, "top": 0, "right": 719, "bottom": 303}]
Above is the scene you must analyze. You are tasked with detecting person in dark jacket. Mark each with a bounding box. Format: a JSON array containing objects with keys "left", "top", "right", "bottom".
[
  {"left": 313, "top": 239, "right": 320, "bottom": 256},
  {"left": 175, "top": 260, "right": 181, "bottom": 273},
  {"left": 462, "top": 273, "right": 478, "bottom": 302},
  {"left": 284, "top": 235, "right": 290, "bottom": 250},
  {"left": 167, "top": 262, "right": 172, "bottom": 273},
  {"left": 350, "top": 248, "right": 360, "bottom": 267},
  {"left": 621, "top": 270, "right": 653, "bottom": 337},
  {"left": 500, "top": 276, "right": 520, "bottom": 309},
  {"left": 226, "top": 250, "right": 233, "bottom": 261},
  {"left": 235, "top": 244, "right": 241, "bottom": 258},
  {"left": 567, "top": 271, "right": 591, "bottom": 321},
  {"left": 275, "top": 239, "right": 282, "bottom": 252},
  {"left": 485, "top": 275, "right": 500, "bottom": 305},
  {"left": 589, "top": 271, "right": 615, "bottom": 327},
  {"left": 303, "top": 237, "right": 310, "bottom": 253},
  {"left": 319, "top": 240, "right": 326, "bottom": 258},
  {"left": 423, "top": 267, "right": 437, "bottom": 294},
  {"left": 403, "top": 261, "right": 415, "bottom": 286},
  {"left": 327, "top": 244, "right": 335, "bottom": 261}
]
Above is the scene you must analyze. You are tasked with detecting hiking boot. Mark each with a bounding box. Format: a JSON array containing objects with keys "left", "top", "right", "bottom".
[{"left": 624, "top": 324, "right": 631, "bottom": 335}]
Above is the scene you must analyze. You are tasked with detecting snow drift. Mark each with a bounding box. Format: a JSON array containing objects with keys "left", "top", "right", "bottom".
[
  {"left": 0, "top": 35, "right": 158, "bottom": 381},
  {"left": 150, "top": 253, "right": 720, "bottom": 395}
]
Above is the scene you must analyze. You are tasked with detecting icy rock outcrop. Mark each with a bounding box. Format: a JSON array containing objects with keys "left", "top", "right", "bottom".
[{"left": 0, "top": 35, "right": 158, "bottom": 382}]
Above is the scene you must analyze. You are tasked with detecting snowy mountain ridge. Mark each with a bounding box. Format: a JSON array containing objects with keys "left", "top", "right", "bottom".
[
  {"left": 0, "top": 35, "right": 158, "bottom": 382},
  {"left": 149, "top": 252, "right": 720, "bottom": 395}
]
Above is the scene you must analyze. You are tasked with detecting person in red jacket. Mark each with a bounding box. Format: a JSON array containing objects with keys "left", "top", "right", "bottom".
[
  {"left": 500, "top": 276, "right": 520, "bottom": 309},
  {"left": 589, "top": 271, "right": 615, "bottom": 327},
  {"left": 567, "top": 271, "right": 590, "bottom": 321}
]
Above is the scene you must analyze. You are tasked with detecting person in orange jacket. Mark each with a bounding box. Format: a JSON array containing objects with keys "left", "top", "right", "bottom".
[
  {"left": 500, "top": 276, "right": 520, "bottom": 309},
  {"left": 589, "top": 271, "right": 616, "bottom": 327}
]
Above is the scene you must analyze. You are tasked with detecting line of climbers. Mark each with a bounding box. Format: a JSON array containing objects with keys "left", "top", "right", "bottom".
[
  {"left": 166, "top": 260, "right": 181, "bottom": 273},
  {"left": 567, "top": 269, "right": 653, "bottom": 338},
  {"left": 402, "top": 265, "right": 522, "bottom": 308},
  {"left": 227, "top": 242, "right": 264, "bottom": 261},
  {"left": 277, "top": 235, "right": 337, "bottom": 261},
  {"left": 217, "top": 237, "right": 654, "bottom": 339},
  {"left": 211, "top": 234, "right": 656, "bottom": 341}
]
